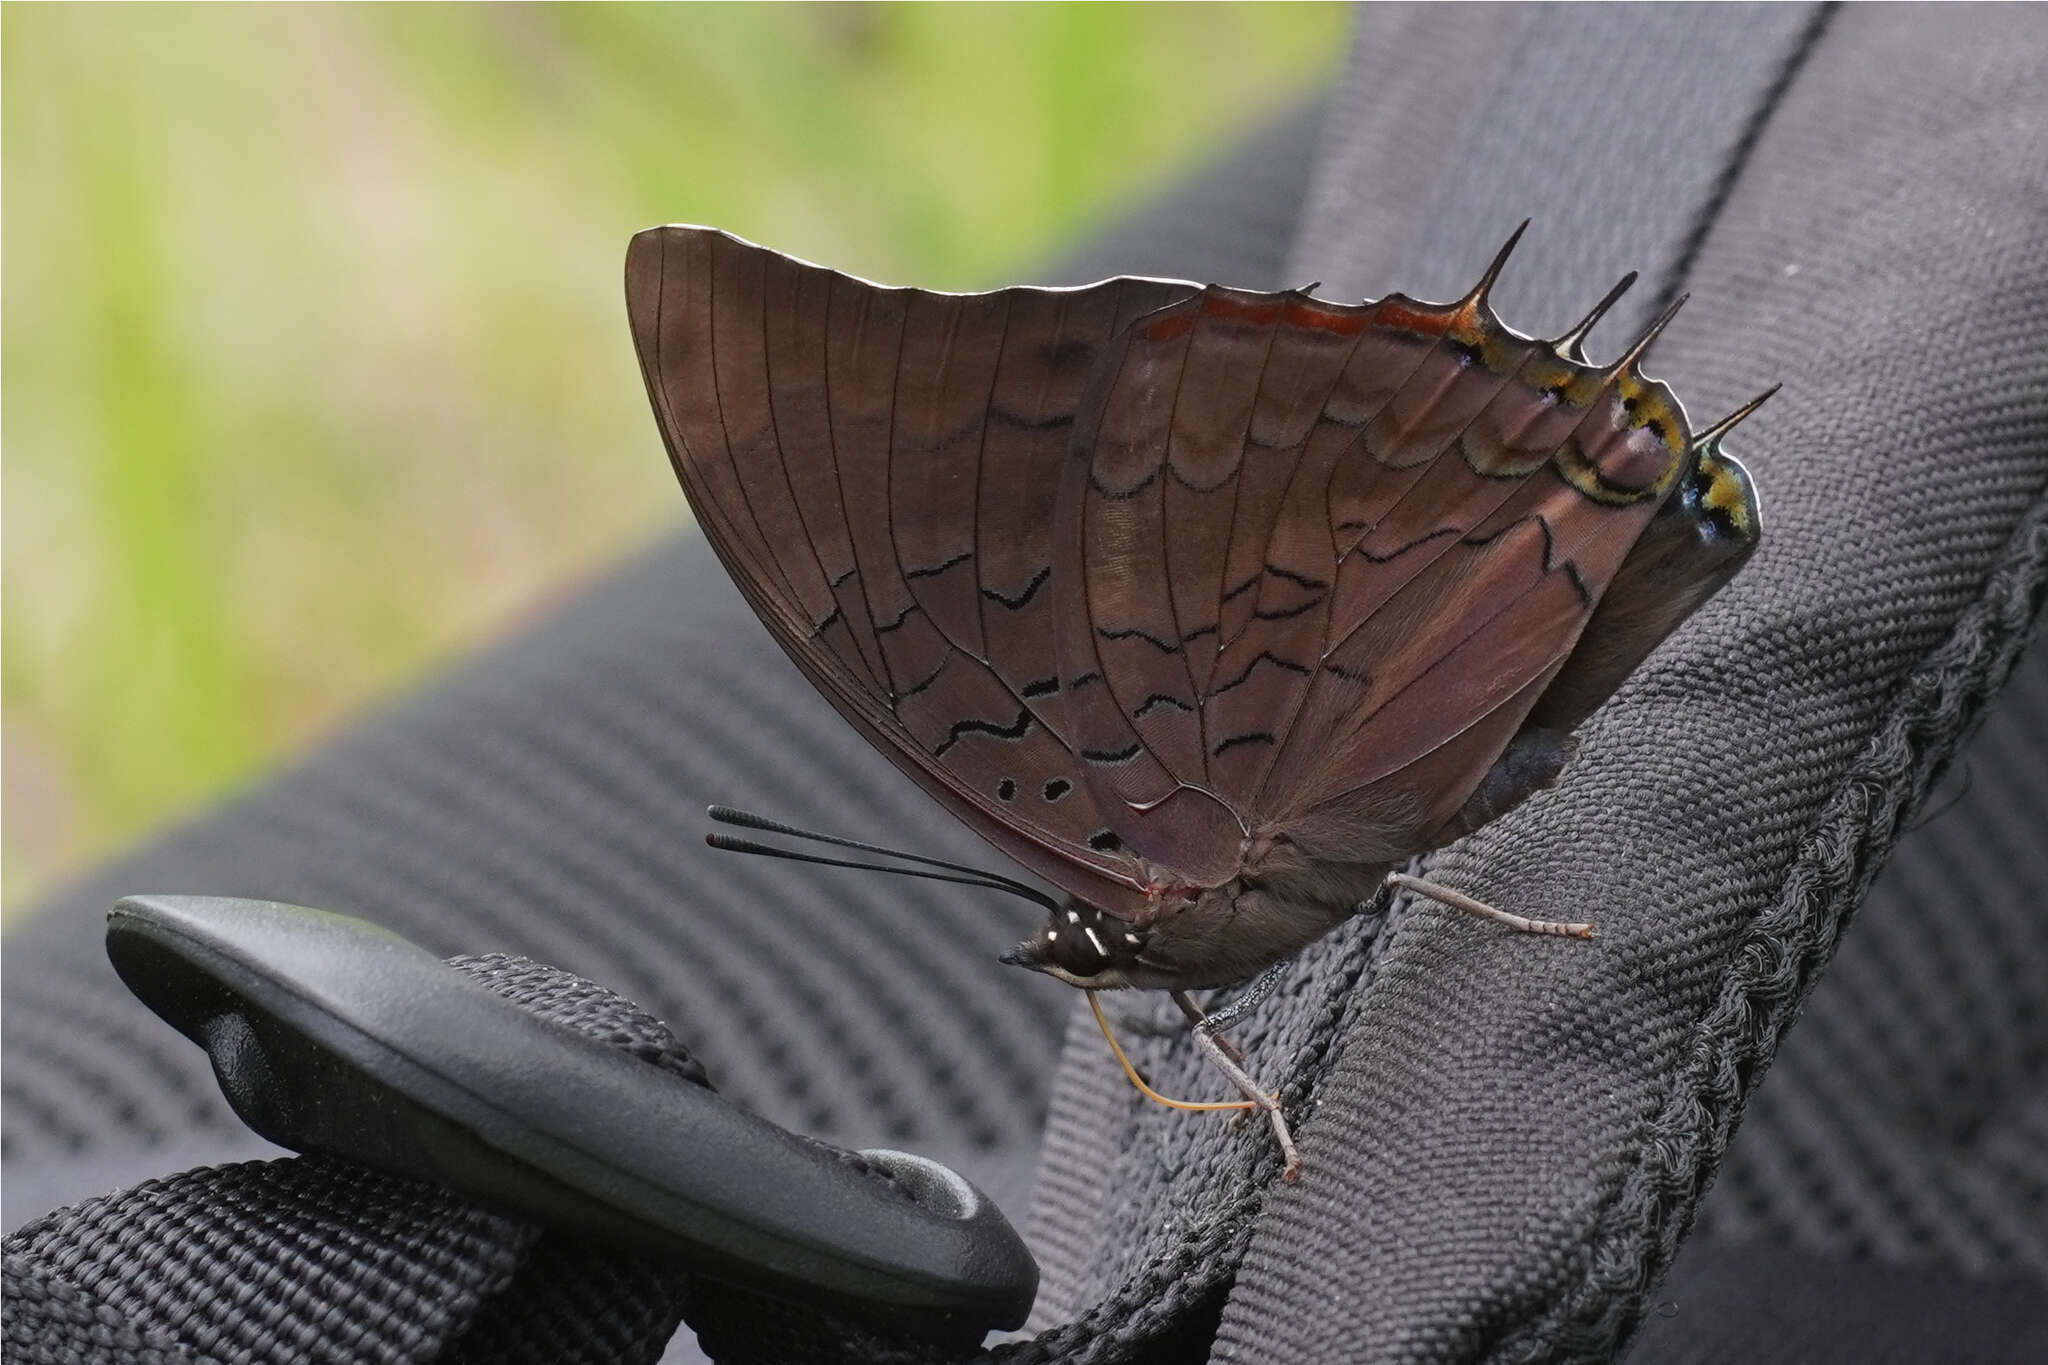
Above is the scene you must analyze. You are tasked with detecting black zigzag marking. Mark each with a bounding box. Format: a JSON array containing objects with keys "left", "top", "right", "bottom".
[
  {"left": 983, "top": 565, "right": 1051, "bottom": 610},
  {"left": 906, "top": 550, "right": 973, "bottom": 581},
  {"left": 1088, "top": 467, "right": 1160, "bottom": 501},
  {"left": 1099, "top": 625, "right": 1179, "bottom": 653},
  {"left": 933, "top": 707, "right": 1035, "bottom": 758},
  {"left": 1134, "top": 692, "right": 1195, "bottom": 718},
  {"left": 1213, "top": 650, "right": 1311, "bottom": 695},
  {"left": 1082, "top": 742, "right": 1141, "bottom": 764}
]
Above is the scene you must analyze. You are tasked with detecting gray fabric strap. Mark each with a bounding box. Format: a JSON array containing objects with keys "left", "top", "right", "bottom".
[{"left": 1023, "top": 4, "right": 2048, "bottom": 1361}]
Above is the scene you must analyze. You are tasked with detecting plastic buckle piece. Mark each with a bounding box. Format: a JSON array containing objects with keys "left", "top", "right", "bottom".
[{"left": 106, "top": 895, "right": 1040, "bottom": 1334}]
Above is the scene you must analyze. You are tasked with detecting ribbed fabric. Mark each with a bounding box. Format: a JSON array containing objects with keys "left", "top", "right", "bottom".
[
  {"left": 7, "top": 6, "right": 2048, "bottom": 1362},
  {"left": 0, "top": 95, "right": 1331, "bottom": 1364},
  {"left": 1695, "top": 639, "right": 2048, "bottom": 1275},
  {"left": 2, "top": 955, "right": 710, "bottom": 1365},
  {"left": 1631, "top": 1238, "right": 2048, "bottom": 1365},
  {"left": 0, "top": 560, "right": 1067, "bottom": 1199},
  {"left": 1023, "top": 5, "right": 2048, "bottom": 1363},
  {"left": 0, "top": 99, "right": 1332, "bottom": 1236}
]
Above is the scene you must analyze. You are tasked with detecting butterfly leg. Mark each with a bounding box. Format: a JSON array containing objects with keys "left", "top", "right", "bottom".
[
  {"left": 1183, "top": 1021, "right": 1301, "bottom": 1181},
  {"left": 1175, "top": 966, "right": 1300, "bottom": 1180},
  {"left": 1170, "top": 956, "right": 1292, "bottom": 1063},
  {"left": 1172, "top": 990, "right": 1244, "bottom": 1063},
  {"left": 1386, "top": 871, "right": 1597, "bottom": 939}
]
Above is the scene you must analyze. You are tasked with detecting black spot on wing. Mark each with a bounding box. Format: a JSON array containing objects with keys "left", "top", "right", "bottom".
[
  {"left": 1043, "top": 778, "right": 1072, "bottom": 802},
  {"left": 1212, "top": 731, "right": 1276, "bottom": 756},
  {"left": 933, "top": 707, "right": 1035, "bottom": 758},
  {"left": 997, "top": 778, "right": 1018, "bottom": 801},
  {"left": 1021, "top": 676, "right": 1060, "bottom": 699},
  {"left": 1045, "top": 336, "right": 1098, "bottom": 368},
  {"left": 1088, "top": 830, "right": 1124, "bottom": 852}
]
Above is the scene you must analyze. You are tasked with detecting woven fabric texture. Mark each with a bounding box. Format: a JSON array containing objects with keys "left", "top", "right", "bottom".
[
  {"left": 1690, "top": 635, "right": 2048, "bottom": 1276},
  {"left": 1021, "top": 5, "right": 2048, "bottom": 1363},
  {"left": 1, "top": 954, "right": 722, "bottom": 1365},
  {"left": 0, "top": 94, "right": 1327, "bottom": 1365},
  {"left": 7, "top": 5, "right": 2048, "bottom": 1362},
  {"left": 5, "top": 1158, "right": 533, "bottom": 1365},
  {"left": 1628, "top": 1239, "right": 2048, "bottom": 1365},
  {"left": 0, "top": 95, "right": 1328, "bottom": 1245}
]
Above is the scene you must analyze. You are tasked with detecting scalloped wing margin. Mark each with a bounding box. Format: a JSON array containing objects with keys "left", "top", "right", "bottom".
[{"left": 1051, "top": 282, "right": 1708, "bottom": 876}]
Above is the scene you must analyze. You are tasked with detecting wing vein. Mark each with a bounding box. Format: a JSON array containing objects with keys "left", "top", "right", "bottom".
[
  {"left": 756, "top": 252, "right": 862, "bottom": 685},
  {"left": 1200, "top": 301, "right": 1286, "bottom": 795},
  {"left": 969, "top": 294, "right": 1015, "bottom": 668}
]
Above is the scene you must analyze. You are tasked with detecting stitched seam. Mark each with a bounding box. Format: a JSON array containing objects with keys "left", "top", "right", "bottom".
[
  {"left": 1641, "top": 2, "right": 1841, "bottom": 322},
  {"left": 1514, "top": 486, "right": 2048, "bottom": 1363}
]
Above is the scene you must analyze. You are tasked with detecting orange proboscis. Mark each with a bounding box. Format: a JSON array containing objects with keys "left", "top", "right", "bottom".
[{"left": 1088, "top": 991, "right": 1261, "bottom": 1114}]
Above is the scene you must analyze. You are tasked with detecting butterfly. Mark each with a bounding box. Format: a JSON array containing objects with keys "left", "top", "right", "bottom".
[{"left": 625, "top": 223, "right": 1767, "bottom": 1177}]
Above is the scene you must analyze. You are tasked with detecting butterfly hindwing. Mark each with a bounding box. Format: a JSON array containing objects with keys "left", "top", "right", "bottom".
[
  {"left": 1054, "top": 283, "right": 1699, "bottom": 873},
  {"left": 1527, "top": 433, "right": 1762, "bottom": 732}
]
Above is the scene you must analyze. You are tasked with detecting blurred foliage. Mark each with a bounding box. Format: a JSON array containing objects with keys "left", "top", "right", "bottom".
[{"left": 2, "top": 3, "right": 1346, "bottom": 914}]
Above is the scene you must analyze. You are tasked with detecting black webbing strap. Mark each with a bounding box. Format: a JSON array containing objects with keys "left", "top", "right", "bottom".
[
  {"left": 0, "top": 948, "right": 1003, "bottom": 1365},
  {"left": 3, "top": 958, "right": 681, "bottom": 1364}
]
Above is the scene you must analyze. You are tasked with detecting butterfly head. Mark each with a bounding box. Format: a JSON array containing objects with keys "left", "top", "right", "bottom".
[{"left": 1000, "top": 893, "right": 1189, "bottom": 990}]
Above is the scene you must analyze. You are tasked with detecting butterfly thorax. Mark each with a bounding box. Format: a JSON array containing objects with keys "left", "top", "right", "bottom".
[{"left": 1004, "top": 839, "right": 1390, "bottom": 992}]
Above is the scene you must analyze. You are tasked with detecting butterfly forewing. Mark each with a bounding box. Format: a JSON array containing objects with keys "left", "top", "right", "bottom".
[{"left": 627, "top": 225, "right": 1200, "bottom": 916}]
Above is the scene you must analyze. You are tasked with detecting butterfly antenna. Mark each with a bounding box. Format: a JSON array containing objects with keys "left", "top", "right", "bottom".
[
  {"left": 705, "top": 805, "right": 1061, "bottom": 912},
  {"left": 1460, "top": 219, "right": 1530, "bottom": 315},
  {"left": 1604, "top": 291, "right": 1689, "bottom": 378},
  {"left": 1694, "top": 384, "right": 1781, "bottom": 448},
  {"left": 1553, "top": 271, "right": 1638, "bottom": 364}
]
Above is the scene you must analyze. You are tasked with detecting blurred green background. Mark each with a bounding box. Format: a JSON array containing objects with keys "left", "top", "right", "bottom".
[{"left": 2, "top": 3, "right": 1346, "bottom": 914}]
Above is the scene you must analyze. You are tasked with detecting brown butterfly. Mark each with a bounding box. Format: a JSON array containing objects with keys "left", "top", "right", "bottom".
[{"left": 625, "top": 224, "right": 1767, "bottom": 1178}]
